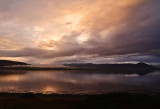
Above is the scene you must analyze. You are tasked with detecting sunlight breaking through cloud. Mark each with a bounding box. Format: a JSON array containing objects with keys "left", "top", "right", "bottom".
[{"left": 0, "top": 0, "right": 160, "bottom": 64}]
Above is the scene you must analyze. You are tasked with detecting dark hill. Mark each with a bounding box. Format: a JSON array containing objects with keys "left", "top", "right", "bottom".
[
  {"left": 0, "top": 60, "right": 29, "bottom": 66},
  {"left": 64, "top": 63, "right": 156, "bottom": 73}
]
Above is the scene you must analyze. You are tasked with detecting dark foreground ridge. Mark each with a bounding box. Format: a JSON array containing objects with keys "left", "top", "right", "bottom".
[
  {"left": 0, "top": 93, "right": 160, "bottom": 109},
  {"left": 0, "top": 60, "right": 29, "bottom": 66}
]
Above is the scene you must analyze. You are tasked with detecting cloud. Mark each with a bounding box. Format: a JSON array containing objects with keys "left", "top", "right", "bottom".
[{"left": 0, "top": 0, "right": 160, "bottom": 64}]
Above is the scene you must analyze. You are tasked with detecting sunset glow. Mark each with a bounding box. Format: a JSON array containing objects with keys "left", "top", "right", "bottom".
[{"left": 0, "top": 0, "right": 160, "bottom": 64}]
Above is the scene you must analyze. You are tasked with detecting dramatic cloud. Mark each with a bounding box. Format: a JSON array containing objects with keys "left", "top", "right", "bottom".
[{"left": 0, "top": 0, "right": 160, "bottom": 64}]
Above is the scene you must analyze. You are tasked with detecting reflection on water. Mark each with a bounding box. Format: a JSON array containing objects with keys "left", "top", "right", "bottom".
[{"left": 0, "top": 70, "right": 160, "bottom": 94}]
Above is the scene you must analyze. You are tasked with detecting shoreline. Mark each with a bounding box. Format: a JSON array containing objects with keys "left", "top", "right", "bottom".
[{"left": 0, "top": 92, "right": 160, "bottom": 109}]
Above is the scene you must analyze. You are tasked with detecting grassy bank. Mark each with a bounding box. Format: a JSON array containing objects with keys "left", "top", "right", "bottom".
[{"left": 0, "top": 93, "right": 160, "bottom": 109}]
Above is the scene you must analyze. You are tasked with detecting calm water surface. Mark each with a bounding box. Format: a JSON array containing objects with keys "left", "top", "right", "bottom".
[{"left": 0, "top": 70, "right": 160, "bottom": 94}]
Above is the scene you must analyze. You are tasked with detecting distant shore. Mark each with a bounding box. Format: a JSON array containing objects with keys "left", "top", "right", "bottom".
[
  {"left": 0, "top": 63, "right": 158, "bottom": 71},
  {"left": 0, "top": 63, "right": 158, "bottom": 77},
  {"left": 0, "top": 66, "right": 81, "bottom": 70},
  {"left": 0, "top": 60, "right": 158, "bottom": 71}
]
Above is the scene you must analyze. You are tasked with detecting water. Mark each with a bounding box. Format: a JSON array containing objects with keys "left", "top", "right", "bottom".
[{"left": 0, "top": 70, "right": 160, "bottom": 94}]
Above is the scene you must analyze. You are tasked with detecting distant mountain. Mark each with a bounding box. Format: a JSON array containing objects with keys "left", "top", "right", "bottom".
[
  {"left": 0, "top": 60, "right": 29, "bottom": 66},
  {"left": 64, "top": 63, "right": 156, "bottom": 72}
]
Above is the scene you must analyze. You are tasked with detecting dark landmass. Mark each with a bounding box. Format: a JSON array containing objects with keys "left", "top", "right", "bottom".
[
  {"left": 64, "top": 63, "right": 157, "bottom": 72},
  {"left": 0, "top": 93, "right": 160, "bottom": 109},
  {"left": 64, "top": 63, "right": 155, "bottom": 70},
  {"left": 0, "top": 60, "right": 158, "bottom": 76},
  {"left": 0, "top": 60, "right": 29, "bottom": 66}
]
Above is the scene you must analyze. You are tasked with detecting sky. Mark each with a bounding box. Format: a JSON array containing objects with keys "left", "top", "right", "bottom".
[{"left": 0, "top": 0, "right": 160, "bottom": 65}]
